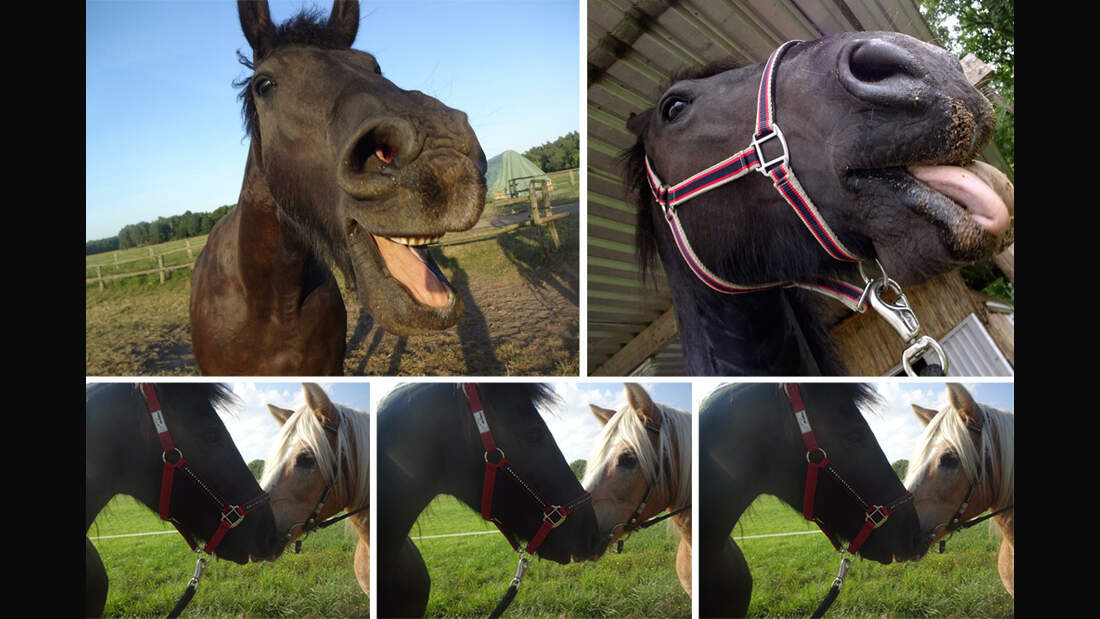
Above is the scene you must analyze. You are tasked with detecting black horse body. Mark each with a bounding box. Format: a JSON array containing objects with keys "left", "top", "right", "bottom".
[
  {"left": 377, "top": 383, "right": 600, "bottom": 617},
  {"left": 698, "top": 383, "right": 922, "bottom": 617},
  {"left": 85, "top": 383, "right": 278, "bottom": 617},
  {"left": 628, "top": 32, "right": 1014, "bottom": 375}
]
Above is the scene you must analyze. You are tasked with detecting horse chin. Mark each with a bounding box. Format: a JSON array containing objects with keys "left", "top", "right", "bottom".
[
  {"left": 844, "top": 164, "right": 1013, "bottom": 284},
  {"left": 344, "top": 220, "right": 465, "bottom": 335}
]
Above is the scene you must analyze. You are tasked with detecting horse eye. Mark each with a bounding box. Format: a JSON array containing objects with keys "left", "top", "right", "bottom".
[
  {"left": 617, "top": 452, "right": 637, "bottom": 468},
  {"left": 295, "top": 452, "right": 315, "bottom": 468},
  {"left": 254, "top": 77, "right": 275, "bottom": 97},
  {"left": 661, "top": 97, "right": 687, "bottom": 122},
  {"left": 939, "top": 451, "right": 959, "bottom": 467}
]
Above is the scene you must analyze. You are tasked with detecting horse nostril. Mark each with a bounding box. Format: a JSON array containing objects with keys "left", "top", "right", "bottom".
[{"left": 838, "top": 38, "right": 926, "bottom": 108}]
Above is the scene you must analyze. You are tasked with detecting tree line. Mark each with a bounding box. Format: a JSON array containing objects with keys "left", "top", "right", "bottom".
[
  {"left": 86, "top": 204, "right": 234, "bottom": 255},
  {"left": 523, "top": 131, "right": 579, "bottom": 173}
]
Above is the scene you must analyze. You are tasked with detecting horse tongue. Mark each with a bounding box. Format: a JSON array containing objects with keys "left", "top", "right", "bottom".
[
  {"left": 909, "top": 161, "right": 1013, "bottom": 235},
  {"left": 371, "top": 235, "right": 451, "bottom": 307}
]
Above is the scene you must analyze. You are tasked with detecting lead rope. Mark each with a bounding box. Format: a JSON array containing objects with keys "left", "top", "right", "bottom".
[
  {"left": 488, "top": 554, "right": 529, "bottom": 619},
  {"left": 167, "top": 552, "right": 208, "bottom": 618}
]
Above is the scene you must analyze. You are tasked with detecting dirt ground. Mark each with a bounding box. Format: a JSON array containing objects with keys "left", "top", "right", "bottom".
[{"left": 85, "top": 204, "right": 579, "bottom": 376}]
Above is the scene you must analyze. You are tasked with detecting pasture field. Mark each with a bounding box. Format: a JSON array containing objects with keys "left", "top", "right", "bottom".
[
  {"left": 85, "top": 205, "right": 579, "bottom": 376},
  {"left": 407, "top": 494, "right": 690, "bottom": 617},
  {"left": 733, "top": 495, "right": 1014, "bottom": 617},
  {"left": 88, "top": 495, "right": 369, "bottom": 617}
]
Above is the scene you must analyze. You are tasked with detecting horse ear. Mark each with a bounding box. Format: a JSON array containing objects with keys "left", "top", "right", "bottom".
[
  {"left": 624, "top": 383, "right": 659, "bottom": 425},
  {"left": 328, "top": 0, "right": 360, "bottom": 49},
  {"left": 239, "top": 0, "right": 276, "bottom": 59},
  {"left": 911, "top": 404, "right": 937, "bottom": 427},
  {"left": 589, "top": 404, "right": 616, "bottom": 427},
  {"left": 946, "top": 383, "right": 982, "bottom": 428},
  {"left": 303, "top": 383, "right": 338, "bottom": 425},
  {"left": 626, "top": 108, "right": 653, "bottom": 137},
  {"left": 268, "top": 404, "right": 294, "bottom": 426}
]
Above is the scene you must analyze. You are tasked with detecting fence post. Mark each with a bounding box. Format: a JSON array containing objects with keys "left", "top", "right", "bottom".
[
  {"left": 186, "top": 238, "right": 193, "bottom": 260},
  {"left": 158, "top": 255, "right": 166, "bottom": 284}
]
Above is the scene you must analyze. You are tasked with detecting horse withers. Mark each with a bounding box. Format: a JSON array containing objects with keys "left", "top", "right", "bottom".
[
  {"left": 190, "top": 0, "right": 488, "bottom": 375},
  {"left": 903, "top": 383, "right": 1014, "bottom": 597},
  {"left": 85, "top": 383, "right": 278, "bottom": 617},
  {"left": 582, "top": 383, "right": 692, "bottom": 595},
  {"left": 698, "top": 383, "right": 923, "bottom": 617},
  {"left": 627, "top": 32, "right": 1014, "bottom": 375},
  {"left": 259, "top": 383, "right": 372, "bottom": 599},
  {"left": 377, "top": 383, "right": 601, "bottom": 617}
]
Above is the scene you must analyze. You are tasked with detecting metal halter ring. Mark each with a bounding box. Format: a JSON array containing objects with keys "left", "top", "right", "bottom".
[
  {"left": 902, "top": 336, "right": 948, "bottom": 377},
  {"left": 806, "top": 447, "right": 828, "bottom": 465},
  {"left": 484, "top": 448, "right": 505, "bottom": 464},
  {"left": 163, "top": 447, "right": 183, "bottom": 464}
]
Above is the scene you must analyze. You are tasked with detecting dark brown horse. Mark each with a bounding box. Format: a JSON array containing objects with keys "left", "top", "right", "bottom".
[
  {"left": 85, "top": 383, "right": 278, "bottom": 617},
  {"left": 627, "top": 32, "right": 1014, "bottom": 375},
  {"left": 190, "top": 0, "right": 487, "bottom": 375}
]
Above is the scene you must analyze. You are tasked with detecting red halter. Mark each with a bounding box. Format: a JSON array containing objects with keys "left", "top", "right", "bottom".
[
  {"left": 140, "top": 383, "right": 270, "bottom": 556},
  {"left": 783, "top": 383, "right": 913, "bottom": 556},
  {"left": 462, "top": 383, "right": 591, "bottom": 556}
]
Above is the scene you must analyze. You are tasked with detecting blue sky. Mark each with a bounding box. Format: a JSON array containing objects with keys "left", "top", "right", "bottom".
[{"left": 85, "top": 0, "right": 580, "bottom": 241}]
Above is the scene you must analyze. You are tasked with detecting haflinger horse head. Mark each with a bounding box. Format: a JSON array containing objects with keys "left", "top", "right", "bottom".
[
  {"left": 260, "top": 383, "right": 370, "bottom": 562},
  {"left": 582, "top": 384, "right": 691, "bottom": 558},
  {"left": 238, "top": 0, "right": 487, "bottom": 335},
  {"left": 903, "top": 384, "right": 1014, "bottom": 573},
  {"left": 629, "top": 31, "right": 1013, "bottom": 291}
]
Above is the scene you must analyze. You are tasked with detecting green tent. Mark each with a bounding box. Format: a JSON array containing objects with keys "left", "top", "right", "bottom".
[{"left": 485, "top": 150, "right": 552, "bottom": 198}]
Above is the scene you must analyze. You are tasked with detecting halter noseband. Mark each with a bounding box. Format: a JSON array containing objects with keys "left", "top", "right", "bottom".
[
  {"left": 784, "top": 383, "right": 913, "bottom": 556},
  {"left": 645, "top": 41, "right": 947, "bottom": 375}
]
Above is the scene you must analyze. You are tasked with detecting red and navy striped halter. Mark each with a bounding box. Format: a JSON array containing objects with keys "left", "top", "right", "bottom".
[{"left": 644, "top": 41, "right": 868, "bottom": 311}]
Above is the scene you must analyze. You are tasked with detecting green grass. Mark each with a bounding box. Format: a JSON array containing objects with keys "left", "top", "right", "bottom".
[
  {"left": 732, "top": 495, "right": 1013, "bottom": 617},
  {"left": 409, "top": 495, "right": 689, "bottom": 618},
  {"left": 89, "top": 496, "right": 369, "bottom": 617}
]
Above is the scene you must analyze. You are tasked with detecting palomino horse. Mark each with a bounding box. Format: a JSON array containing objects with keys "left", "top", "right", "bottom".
[
  {"left": 626, "top": 32, "right": 1014, "bottom": 375},
  {"left": 85, "top": 383, "right": 277, "bottom": 617},
  {"left": 582, "top": 383, "right": 692, "bottom": 595},
  {"left": 377, "top": 383, "right": 600, "bottom": 617},
  {"left": 904, "top": 383, "right": 1014, "bottom": 596},
  {"left": 699, "top": 383, "right": 923, "bottom": 617},
  {"left": 190, "top": 0, "right": 488, "bottom": 375},
  {"left": 260, "top": 383, "right": 371, "bottom": 599}
]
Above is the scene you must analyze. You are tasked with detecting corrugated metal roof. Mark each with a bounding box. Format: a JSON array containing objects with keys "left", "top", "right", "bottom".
[{"left": 586, "top": 0, "right": 937, "bottom": 375}]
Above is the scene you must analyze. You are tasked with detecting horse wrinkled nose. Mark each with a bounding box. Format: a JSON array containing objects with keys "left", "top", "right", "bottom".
[
  {"left": 838, "top": 37, "right": 927, "bottom": 108},
  {"left": 337, "top": 117, "right": 420, "bottom": 198}
]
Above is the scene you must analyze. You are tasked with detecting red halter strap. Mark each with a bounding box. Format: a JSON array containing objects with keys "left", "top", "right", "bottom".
[
  {"left": 140, "top": 383, "right": 270, "bottom": 556},
  {"left": 462, "top": 383, "right": 591, "bottom": 556},
  {"left": 783, "top": 383, "right": 913, "bottom": 556},
  {"left": 644, "top": 41, "right": 867, "bottom": 310}
]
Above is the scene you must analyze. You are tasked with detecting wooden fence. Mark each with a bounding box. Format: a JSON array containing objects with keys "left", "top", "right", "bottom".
[{"left": 86, "top": 238, "right": 201, "bottom": 289}]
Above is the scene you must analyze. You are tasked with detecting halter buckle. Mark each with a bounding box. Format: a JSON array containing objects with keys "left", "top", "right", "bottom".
[
  {"left": 751, "top": 124, "right": 789, "bottom": 176},
  {"left": 221, "top": 505, "right": 246, "bottom": 529},
  {"left": 866, "top": 505, "right": 889, "bottom": 528},
  {"left": 543, "top": 506, "right": 568, "bottom": 529}
]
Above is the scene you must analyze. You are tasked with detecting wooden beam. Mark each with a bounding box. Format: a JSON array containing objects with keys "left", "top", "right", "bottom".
[{"left": 591, "top": 307, "right": 678, "bottom": 376}]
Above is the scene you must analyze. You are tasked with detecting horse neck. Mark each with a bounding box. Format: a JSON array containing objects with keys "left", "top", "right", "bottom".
[
  {"left": 233, "top": 141, "right": 332, "bottom": 300},
  {"left": 668, "top": 277, "right": 840, "bottom": 375}
]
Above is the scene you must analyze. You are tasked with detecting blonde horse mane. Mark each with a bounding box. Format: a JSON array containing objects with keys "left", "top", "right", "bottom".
[
  {"left": 582, "top": 400, "right": 692, "bottom": 512},
  {"left": 261, "top": 400, "right": 371, "bottom": 512},
  {"left": 905, "top": 400, "right": 1014, "bottom": 511}
]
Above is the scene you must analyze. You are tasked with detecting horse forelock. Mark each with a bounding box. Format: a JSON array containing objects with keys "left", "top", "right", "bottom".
[
  {"left": 583, "top": 401, "right": 692, "bottom": 510},
  {"left": 905, "top": 402, "right": 1014, "bottom": 510},
  {"left": 261, "top": 402, "right": 371, "bottom": 510}
]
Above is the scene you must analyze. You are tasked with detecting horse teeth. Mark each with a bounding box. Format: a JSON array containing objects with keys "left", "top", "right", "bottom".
[{"left": 388, "top": 235, "right": 442, "bottom": 246}]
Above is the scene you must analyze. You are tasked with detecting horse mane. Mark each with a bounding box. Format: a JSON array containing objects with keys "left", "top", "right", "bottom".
[
  {"left": 707, "top": 382, "right": 878, "bottom": 417},
  {"left": 905, "top": 403, "right": 1014, "bottom": 511},
  {"left": 260, "top": 398, "right": 371, "bottom": 511},
  {"left": 582, "top": 401, "right": 692, "bottom": 511},
  {"left": 234, "top": 6, "right": 365, "bottom": 138},
  {"left": 138, "top": 383, "right": 238, "bottom": 416},
  {"left": 468, "top": 383, "right": 561, "bottom": 417}
]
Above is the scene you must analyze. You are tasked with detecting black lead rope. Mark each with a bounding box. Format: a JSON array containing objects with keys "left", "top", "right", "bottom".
[
  {"left": 488, "top": 554, "right": 528, "bottom": 619},
  {"left": 810, "top": 555, "right": 851, "bottom": 619},
  {"left": 166, "top": 553, "right": 208, "bottom": 618}
]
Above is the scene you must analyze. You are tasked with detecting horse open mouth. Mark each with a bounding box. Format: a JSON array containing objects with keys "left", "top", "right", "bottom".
[
  {"left": 345, "top": 220, "right": 464, "bottom": 335},
  {"left": 907, "top": 161, "right": 1013, "bottom": 241}
]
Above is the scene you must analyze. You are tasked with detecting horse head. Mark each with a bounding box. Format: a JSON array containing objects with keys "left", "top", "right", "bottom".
[
  {"left": 904, "top": 383, "right": 1014, "bottom": 558},
  {"left": 628, "top": 32, "right": 1013, "bottom": 290},
  {"left": 237, "top": 0, "right": 487, "bottom": 335},
  {"left": 582, "top": 383, "right": 690, "bottom": 558}
]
